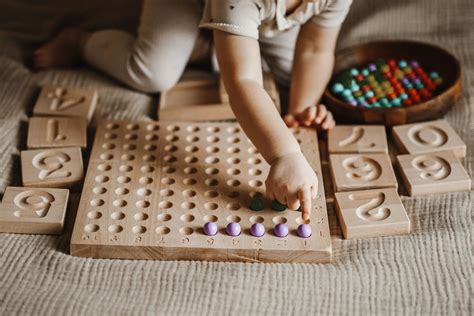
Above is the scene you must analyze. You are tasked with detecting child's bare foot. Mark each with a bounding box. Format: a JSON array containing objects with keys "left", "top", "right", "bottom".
[{"left": 33, "top": 28, "right": 88, "bottom": 69}]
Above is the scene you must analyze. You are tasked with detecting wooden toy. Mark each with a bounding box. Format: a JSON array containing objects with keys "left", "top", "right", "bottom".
[
  {"left": 323, "top": 41, "right": 462, "bottom": 126},
  {"left": 334, "top": 188, "right": 410, "bottom": 239},
  {"left": 27, "top": 116, "right": 87, "bottom": 149},
  {"left": 396, "top": 150, "right": 471, "bottom": 196},
  {"left": 0, "top": 186, "right": 69, "bottom": 234},
  {"left": 329, "top": 153, "right": 397, "bottom": 192},
  {"left": 70, "top": 120, "right": 331, "bottom": 263},
  {"left": 392, "top": 119, "right": 466, "bottom": 158},
  {"left": 32, "top": 85, "right": 98, "bottom": 123},
  {"left": 328, "top": 125, "right": 388, "bottom": 153},
  {"left": 219, "top": 72, "right": 280, "bottom": 109},
  {"left": 159, "top": 75, "right": 280, "bottom": 122},
  {"left": 158, "top": 79, "right": 231, "bottom": 121},
  {"left": 21, "top": 147, "right": 84, "bottom": 189}
]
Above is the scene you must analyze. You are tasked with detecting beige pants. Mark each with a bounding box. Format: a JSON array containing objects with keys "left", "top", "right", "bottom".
[{"left": 84, "top": 0, "right": 299, "bottom": 93}]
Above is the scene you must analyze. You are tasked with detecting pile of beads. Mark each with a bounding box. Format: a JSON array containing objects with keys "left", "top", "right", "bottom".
[{"left": 331, "top": 59, "right": 443, "bottom": 108}]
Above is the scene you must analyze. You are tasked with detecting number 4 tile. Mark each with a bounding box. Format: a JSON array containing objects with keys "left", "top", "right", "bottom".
[
  {"left": 335, "top": 188, "right": 410, "bottom": 239},
  {"left": 33, "top": 85, "right": 98, "bottom": 123},
  {"left": 0, "top": 186, "right": 69, "bottom": 234},
  {"left": 21, "top": 147, "right": 84, "bottom": 188}
]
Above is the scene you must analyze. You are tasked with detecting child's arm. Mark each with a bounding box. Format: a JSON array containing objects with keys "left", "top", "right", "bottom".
[
  {"left": 214, "top": 31, "right": 317, "bottom": 220},
  {"left": 284, "top": 22, "right": 341, "bottom": 129}
]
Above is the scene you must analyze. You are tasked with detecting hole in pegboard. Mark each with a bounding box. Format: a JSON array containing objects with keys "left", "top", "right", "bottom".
[
  {"left": 158, "top": 202, "right": 173, "bottom": 210},
  {"left": 108, "top": 225, "right": 123, "bottom": 233},
  {"left": 156, "top": 226, "right": 170, "bottom": 234},
  {"left": 115, "top": 187, "right": 129, "bottom": 195},
  {"left": 203, "top": 215, "right": 218, "bottom": 222},
  {"left": 111, "top": 212, "right": 126, "bottom": 220},
  {"left": 226, "top": 215, "right": 241, "bottom": 223},
  {"left": 157, "top": 211, "right": 172, "bottom": 222},
  {"left": 87, "top": 211, "right": 102, "bottom": 219}
]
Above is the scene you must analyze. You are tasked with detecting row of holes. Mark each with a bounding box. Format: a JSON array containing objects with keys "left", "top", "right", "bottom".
[
  {"left": 86, "top": 212, "right": 304, "bottom": 225},
  {"left": 91, "top": 187, "right": 262, "bottom": 200},
  {"left": 101, "top": 143, "right": 259, "bottom": 155},
  {"left": 106, "top": 122, "right": 242, "bottom": 134}
]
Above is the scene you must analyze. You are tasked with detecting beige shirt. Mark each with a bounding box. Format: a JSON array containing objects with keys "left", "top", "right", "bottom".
[{"left": 200, "top": 0, "right": 353, "bottom": 39}]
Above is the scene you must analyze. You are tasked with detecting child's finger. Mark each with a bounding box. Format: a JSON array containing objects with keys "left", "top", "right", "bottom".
[
  {"left": 297, "top": 106, "right": 317, "bottom": 126},
  {"left": 322, "top": 112, "right": 334, "bottom": 130},
  {"left": 298, "top": 187, "right": 312, "bottom": 221},
  {"left": 283, "top": 114, "right": 299, "bottom": 128},
  {"left": 315, "top": 105, "right": 328, "bottom": 124},
  {"left": 286, "top": 193, "right": 300, "bottom": 211},
  {"left": 311, "top": 183, "right": 318, "bottom": 200}
]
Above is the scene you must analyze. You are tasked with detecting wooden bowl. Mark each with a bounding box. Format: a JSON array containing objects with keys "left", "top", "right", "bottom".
[{"left": 323, "top": 40, "right": 462, "bottom": 126}]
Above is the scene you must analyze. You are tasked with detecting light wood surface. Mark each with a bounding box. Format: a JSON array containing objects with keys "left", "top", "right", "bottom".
[
  {"left": 158, "top": 79, "right": 234, "bottom": 121},
  {"left": 392, "top": 119, "right": 466, "bottom": 158},
  {"left": 32, "top": 85, "right": 98, "bottom": 123},
  {"left": 334, "top": 188, "right": 410, "bottom": 239},
  {"left": 328, "top": 125, "right": 388, "bottom": 153},
  {"left": 0, "top": 186, "right": 69, "bottom": 234},
  {"left": 70, "top": 120, "right": 331, "bottom": 263},
  {"left": 21, "top": 147, "right": 84, "bottom": 189},
  {"left": 27, "top": 116, "right": 87, "bottom": 149},
  {"left": 329, "top": 153, "right": 398, "bottom": 192},
  {"left": 396, "top": 150, "right": 471, "bottom": 196}
]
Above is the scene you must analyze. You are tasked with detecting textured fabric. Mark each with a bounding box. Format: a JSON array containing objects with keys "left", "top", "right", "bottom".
[
  {"left": 0, "top": 0, "right": 473, "bottom": 315},
  {"left": 200, "top": 0, "right": 353, "bottom": 39}
]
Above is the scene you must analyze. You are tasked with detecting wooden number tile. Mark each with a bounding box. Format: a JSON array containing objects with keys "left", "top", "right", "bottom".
[
  {"left": 328, "top": 125, "right": 388, "bottom": 153},
  {"left": 21, "top": 147, "right": 84, "bottom": 188},
  {"left": 33, "top": 85, "right": 97, "bottom": 123},
  {"left": 392, "top": 119, "right": 466, "bottom": 158},
  {"left": 27, "top": 116, "right": 87, "bottom": 149},
  {"left": 335, "top": 188, "right": 410, "bottom": 239},
  {"left": 329, "top": 153, "right": 398, "bottom": 192},
  {"left": 0, "top": 186, "right": 69, "bottom": 234},
  {"left": 396, "top": 150, "right": 471, "bottom": 196}
]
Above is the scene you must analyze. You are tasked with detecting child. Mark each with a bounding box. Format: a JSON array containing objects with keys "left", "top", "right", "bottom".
[{"left": 34, "top": 0, "right": 352, "bottom": 220}]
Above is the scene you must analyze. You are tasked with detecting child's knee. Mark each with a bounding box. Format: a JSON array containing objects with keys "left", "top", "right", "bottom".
[{"left": 128, "top": 58, "right": 182, "bottom": 93}]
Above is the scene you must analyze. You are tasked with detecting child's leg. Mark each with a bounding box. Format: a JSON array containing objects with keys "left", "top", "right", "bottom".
[{"left": 35, "top": 0, "right": 202, "bottom": 93}]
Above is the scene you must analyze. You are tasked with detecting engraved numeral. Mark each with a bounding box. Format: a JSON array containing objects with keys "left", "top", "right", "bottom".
[
  {"left": 46, "top": 119, "right": 66, "bottom": 142},
  {"left": 47, "top": 88, "right": 85, "bottom": 111},
  {"left": 339, "top": 127, "right": 374, "bottom": 148},
  {"left": 408, "top": 125, "right": 448, "bottom": 148},
  {"left": 412, "top": 155, "right": 451, "bottom": 181},
  {"left": 32, "top": 150, "right": 72, "bottom": 180},
  {"left": 343, "top": 156, "right": 381, "bottom": 181},
  {"left": 13, "top": 190, "right": 55, "bottom": 218},
  {"left": 348, "top": 192, "right": 390, "bottom": 221}
]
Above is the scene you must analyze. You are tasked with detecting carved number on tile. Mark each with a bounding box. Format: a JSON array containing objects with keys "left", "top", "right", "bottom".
[
  {"left": 32, "top": 150, "right": 72, "bottom": 180},
  {"left": 338, "top": 127, "right": 374, "bottom": 148},
  {"left": 13, "top": 190, "right": 55, "bottom": 218},
  {"left": 46, "top": 119, "right": 66, "bottom": 142},
  {"left": 348, "top": 192, "right": 390, "bottom": 221},
  {"left": 47, "top": 87, "right": 85, "bottom": 111}
]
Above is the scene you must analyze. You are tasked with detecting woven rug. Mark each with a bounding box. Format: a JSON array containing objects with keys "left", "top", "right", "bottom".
[{"left": 0, "top": 0, "right": 472, "bottom": 314}]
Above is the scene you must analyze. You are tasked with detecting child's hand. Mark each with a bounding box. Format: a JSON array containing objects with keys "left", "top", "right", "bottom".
[
  {"left": 284, "top": 104, "right": 335, "bottom": 130},
  {"left": 265, "top": 152, "right": 318, "bottom": 221}
]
